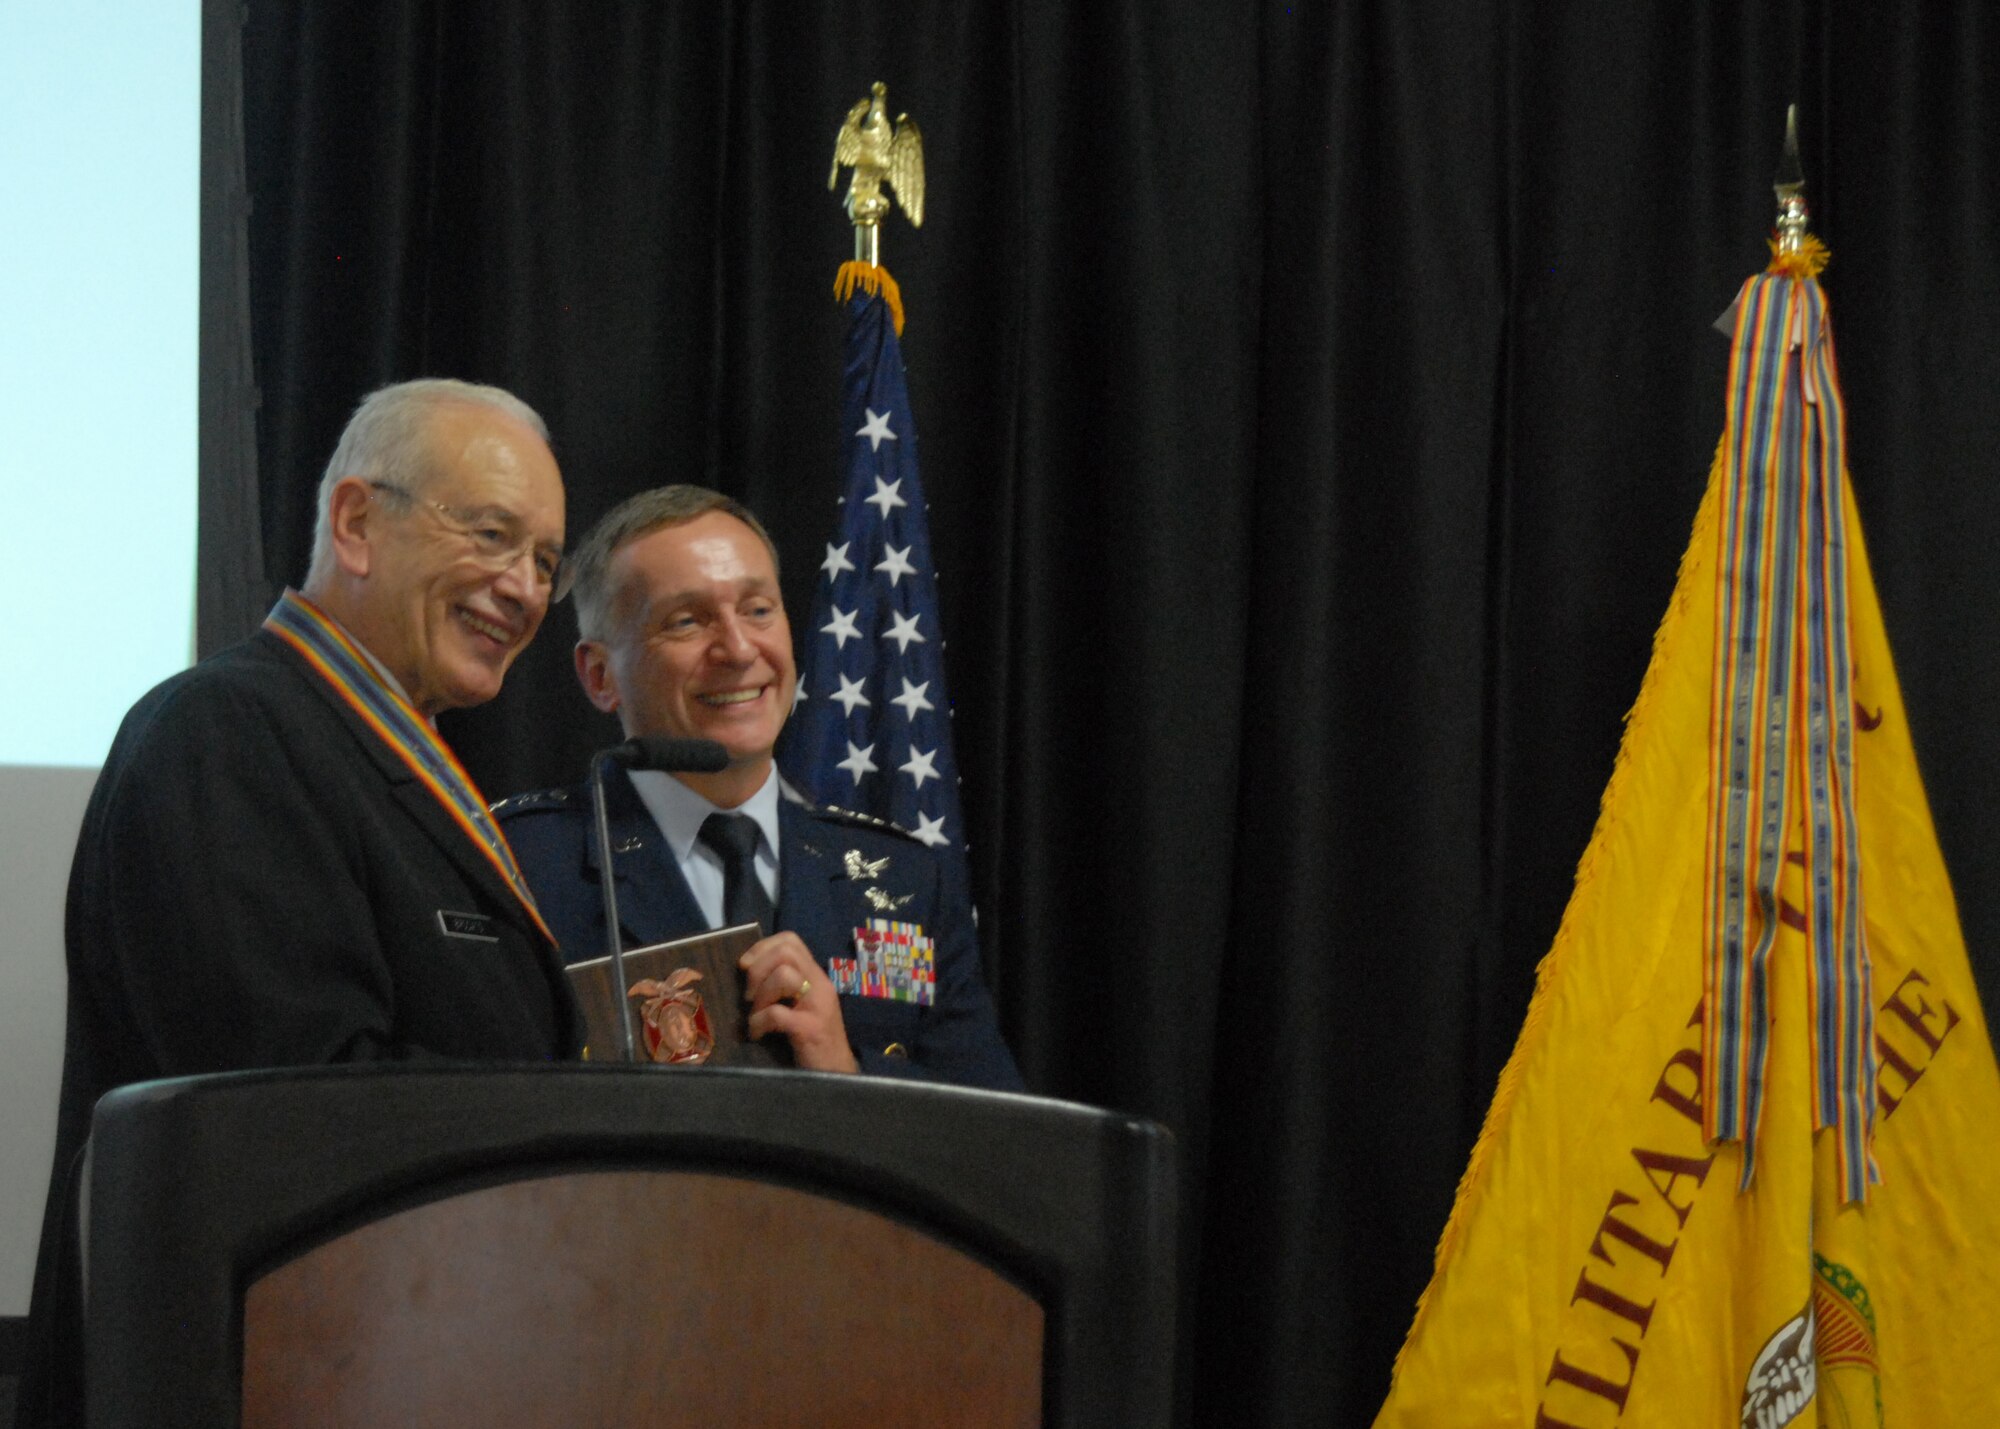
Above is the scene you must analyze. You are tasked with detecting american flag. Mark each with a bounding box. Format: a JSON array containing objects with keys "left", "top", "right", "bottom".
[{"left": 779, "top": 273, "right": 973, "bottom": 900}]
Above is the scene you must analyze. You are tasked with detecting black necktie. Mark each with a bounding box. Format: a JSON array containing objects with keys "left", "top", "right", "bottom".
[{"left": 698, "top": 812, "right": 774, "bottom": 935}]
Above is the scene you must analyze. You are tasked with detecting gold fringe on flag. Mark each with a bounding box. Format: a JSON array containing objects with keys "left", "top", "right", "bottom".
[
  {"left": 1766, "top": 232, "right": 1831, "bottom": 279},
  {"left": 834, "top": 260, "right": 905, "bottom": 335}
]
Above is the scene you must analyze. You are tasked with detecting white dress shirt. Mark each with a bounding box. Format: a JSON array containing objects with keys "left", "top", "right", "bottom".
[{"left": 626, "top": 764, "right": 782, "bottom": 929}]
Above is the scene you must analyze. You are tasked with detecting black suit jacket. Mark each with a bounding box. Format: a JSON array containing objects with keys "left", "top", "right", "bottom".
[
  {"left": 498, "top": 765, "right": 1024, "bottom": 1092},
  {"left": 16, "top": 629, "right": 583, "bottom": 1429}
]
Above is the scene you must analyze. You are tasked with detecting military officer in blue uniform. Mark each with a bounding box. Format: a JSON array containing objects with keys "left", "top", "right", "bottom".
[{"left": 497, "top": 485, "right": 1022, "bottom": 1091}]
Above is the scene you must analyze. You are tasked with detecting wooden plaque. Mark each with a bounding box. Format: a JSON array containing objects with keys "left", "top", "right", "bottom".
[{"left": 565, "top": 924, "right": 786, "bottom": 1067}]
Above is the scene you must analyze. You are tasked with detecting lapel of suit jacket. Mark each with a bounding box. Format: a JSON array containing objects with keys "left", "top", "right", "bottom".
[
  {"left": 263, "top": 629, "right": 549, "bottom": 947},
  {"left": 776, "top": 799, "right": 845, "bottom": 969},
  {"left": 588, "top": 764, "right": 708, "bottom": 950}
]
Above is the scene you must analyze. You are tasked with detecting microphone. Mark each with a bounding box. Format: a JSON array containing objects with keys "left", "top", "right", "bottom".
[
  {"left": 606, "top": 737, "right": 730, "bottom": 773},
  {"left": 587, "top": 736, "right": 727, "bottom": 1060}
]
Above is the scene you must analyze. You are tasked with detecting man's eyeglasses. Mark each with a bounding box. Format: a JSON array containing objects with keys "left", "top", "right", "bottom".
[{"left": 368, "top": 481, "right": 572, "bottom": 601}]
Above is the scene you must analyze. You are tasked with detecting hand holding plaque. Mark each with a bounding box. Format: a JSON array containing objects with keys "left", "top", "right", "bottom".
[{"left": 739, "top": 931, "right": 861, "bottom": 1074}]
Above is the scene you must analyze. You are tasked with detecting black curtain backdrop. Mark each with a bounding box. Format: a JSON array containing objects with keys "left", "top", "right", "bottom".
[{"left": 206, "top": 3, "right": 2000, "bottom": 1424}]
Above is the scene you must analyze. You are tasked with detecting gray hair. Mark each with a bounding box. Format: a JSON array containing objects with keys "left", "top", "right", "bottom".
[
  {"left": 304, "top": 378, "right": 550, "bottom": 585},
  {"left": 570, "top": 485, "right": 779, "bottom": 641}
]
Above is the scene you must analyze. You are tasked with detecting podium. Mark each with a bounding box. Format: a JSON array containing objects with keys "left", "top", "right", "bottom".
[{"left": 81, "top": 1065, "right": 1175, "bottom": 1427}]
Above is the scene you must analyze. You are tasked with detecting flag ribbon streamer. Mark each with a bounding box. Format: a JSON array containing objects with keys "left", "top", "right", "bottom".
[
  {"left": 264, "top": 589, "right": 556, "bottom": 946},
  {"left": 1703, "top": 262, "right": 1876, "bottom": 1202}
]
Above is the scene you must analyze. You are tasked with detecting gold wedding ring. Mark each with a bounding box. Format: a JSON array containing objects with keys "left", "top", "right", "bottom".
[{"left": 794, "top": 976, "right": 811, "bottom": 1002}]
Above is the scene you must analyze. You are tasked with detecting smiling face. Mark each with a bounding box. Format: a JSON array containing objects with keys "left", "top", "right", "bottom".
[
  {"left": 356, "top": 403, "right": 566, "bottom": 715},
  {"left": 578, "top": 511, "right": 795, "bottom": 805}
]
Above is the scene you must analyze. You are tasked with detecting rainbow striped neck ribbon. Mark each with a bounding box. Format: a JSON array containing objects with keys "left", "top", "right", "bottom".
[
  {"left": 263, "top": 590, "right": 556, "bottom": 948},
  {"left": 1703, "top": 264, "right": 1877, "bottom": 1203}
]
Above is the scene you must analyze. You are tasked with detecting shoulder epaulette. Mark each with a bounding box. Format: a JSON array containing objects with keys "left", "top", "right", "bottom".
[
  {"left": 488, "top": 787, "right": 572, "bottom": 819},
  {"left": 811, "top": 802, "right": 922, "bottom": 843}
]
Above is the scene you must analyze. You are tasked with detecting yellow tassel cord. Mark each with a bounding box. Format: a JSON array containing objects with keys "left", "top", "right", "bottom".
[
  {"left": 1766, "top": 233, "right": 1831, "bottom": 280},
  {"left": 1382, "top": 441, "right": 1729, "bottom": 1384},
  {"left": 833, "top": 260, "right": 905, "bottom": 336}
]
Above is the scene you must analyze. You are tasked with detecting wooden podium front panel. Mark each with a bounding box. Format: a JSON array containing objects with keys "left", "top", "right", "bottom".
[{"left": 241, "top": 1170, "right": 1043, "bottom": 1428}]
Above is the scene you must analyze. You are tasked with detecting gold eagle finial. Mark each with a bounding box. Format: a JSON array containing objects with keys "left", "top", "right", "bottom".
[{"left": 830, "top": 82, "right": 924, "bottom": 265}]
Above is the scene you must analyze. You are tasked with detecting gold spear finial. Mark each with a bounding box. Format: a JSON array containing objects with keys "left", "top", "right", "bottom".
[
  {"left": 1774, "top": 104, "right": 1807, "bottom": 255},
  {"left": 829, "top": 81, "right": 925, "bottom": 268},
  {"left": 1768, "top": 104, "right": 1827, "bottom": 278}
]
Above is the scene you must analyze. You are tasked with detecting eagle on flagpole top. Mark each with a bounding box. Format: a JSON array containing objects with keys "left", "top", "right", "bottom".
[{"left": 830, "top": 81, "right": 924, "bottom": 267}]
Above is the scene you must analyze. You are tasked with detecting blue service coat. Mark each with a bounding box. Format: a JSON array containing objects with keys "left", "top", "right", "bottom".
[{"left": 496, "top": 766, "right": 1024, "bottom": 1091}]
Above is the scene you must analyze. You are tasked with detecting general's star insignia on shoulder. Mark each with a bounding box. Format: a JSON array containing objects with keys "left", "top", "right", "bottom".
[
  {"left": 818, "top": 804, "right": 922, "bottom": 842},
  {"left": 488, "top": 788, "right": 570, "bottom": 818}
]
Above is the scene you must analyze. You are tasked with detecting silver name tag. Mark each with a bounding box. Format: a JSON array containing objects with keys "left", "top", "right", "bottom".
[{"left": 436, "top": 909, "right": 499, "bottom": 942}]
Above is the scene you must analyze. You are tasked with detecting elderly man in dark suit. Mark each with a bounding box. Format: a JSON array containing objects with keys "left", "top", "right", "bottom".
[
  {"left": 16, "top": 379, "right": 584, "bottom": 1429},
  {"left": 498, "top": 486, "right": 1022, "bottom": 1091}
]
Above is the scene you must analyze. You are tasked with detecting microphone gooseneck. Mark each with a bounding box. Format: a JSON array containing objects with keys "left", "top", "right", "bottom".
[
  {"left": 588, "top": 747, "right": 638, "bottom": 1062},
  {"left": 587, "top": 736, "right": 731, "bottom": 1060}
]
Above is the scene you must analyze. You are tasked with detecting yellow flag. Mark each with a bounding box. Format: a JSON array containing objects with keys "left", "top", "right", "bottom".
[{"left": 1372, "top": 448, "right": 2000, "bottom": 1425}]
